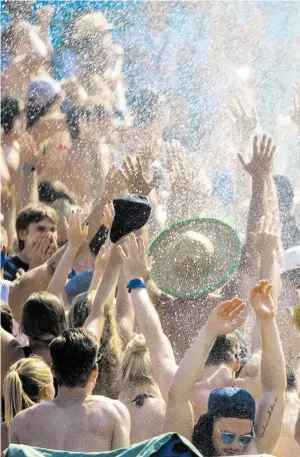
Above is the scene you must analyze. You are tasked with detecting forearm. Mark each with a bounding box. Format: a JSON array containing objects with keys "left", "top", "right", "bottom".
[
  {"left": 247, "top": 177, "right": 268, "bottom": 234},
  {"left": 47, "top": 244, "right": 78, "bottom": 299},
  {"left": 18, "top": 168, "right": 39, "bottom": 209},
  {"left": 116, "top": 272, "right": 134, "bottom": 346},
  {"left": 76, "top": 197, "right": 107, "bottom": 255},
  {"left": 9, "top": 245, "right": 66, "bottom": 323},
  {"left": 169, "top": 325, "right": 216, "bottom": 401},
  {"left": 260, "top": 318, "right": 286, "bottom": 392},
  {"left": 88, "top": 267, "right": 103, "bottom": 293}
]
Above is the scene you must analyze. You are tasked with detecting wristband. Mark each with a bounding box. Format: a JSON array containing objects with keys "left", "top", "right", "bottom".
[
  {"left": 21, "top": 164, "right": 36, "bottom": 174},
  {"left": 127, "top": 278, "right": 147, "bottom": 293}
]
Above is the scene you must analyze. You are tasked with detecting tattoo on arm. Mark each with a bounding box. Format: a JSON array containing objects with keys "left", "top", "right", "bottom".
[{"left": 258, "top": 397, "right": 278, "bottom": 438}]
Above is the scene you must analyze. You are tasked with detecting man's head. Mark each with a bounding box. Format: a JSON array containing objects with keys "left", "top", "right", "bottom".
[
  {"left": 1, "top": 96, "right": 22, "bottom": 135},
  {"left": 16, "top": 203, "right": 58, "bottom": 251},
  {"left": 205, "top": 334, "right": 240, "bottom": 375},
  {"left": 50, "top": 328, "right": 98, "bottom": 390},
  {"left": 193, "top": 387, "right": 256, "bottom": 456}
]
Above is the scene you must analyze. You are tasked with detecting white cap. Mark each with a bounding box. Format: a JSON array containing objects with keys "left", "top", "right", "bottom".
[
  {"left": 27, "top": 77, "right": 61, "bottom": 108},
  {"left": 282, "top": 246, "right": 300, "bottom": 273}
]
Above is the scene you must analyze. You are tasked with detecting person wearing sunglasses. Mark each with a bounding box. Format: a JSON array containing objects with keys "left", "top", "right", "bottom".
[{"left": 164, "top": 280, "right": 286, "bottom": 456}]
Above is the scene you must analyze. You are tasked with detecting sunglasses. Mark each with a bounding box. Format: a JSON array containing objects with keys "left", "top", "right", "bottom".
[{"left": 218, "top": 428, "right": 255, "bottom": 446}]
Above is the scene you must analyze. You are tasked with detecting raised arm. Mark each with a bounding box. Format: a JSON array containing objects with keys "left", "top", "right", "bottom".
[
  {"left": 47, "top": 212, "right": 88, "bottom": 299},
  {"left": 251, "top": 280, "right": 286, "bottom": 454},
  {"left": 83, "top": 243, "right": 121, "bottom": 344},
  {"left": 118, "top": 234, "right": 177, "bottom": 400},
  {"left": 164, "top": 299, "right": 246, "bottom": 439}
]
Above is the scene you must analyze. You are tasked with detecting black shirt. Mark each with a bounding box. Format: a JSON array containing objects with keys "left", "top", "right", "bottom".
[{"left": 3, "top": 254, "right": 29, "bottom": 281}]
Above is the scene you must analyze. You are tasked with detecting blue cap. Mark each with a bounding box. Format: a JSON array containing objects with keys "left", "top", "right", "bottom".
[
  {"left": 208, "top": 387, "right": 255, "bottom": 421},
  {"left": 65, "top": 270, "right": 93, "bottom": 304}
]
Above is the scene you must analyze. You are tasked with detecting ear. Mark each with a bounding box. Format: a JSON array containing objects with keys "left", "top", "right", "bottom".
[
  {"left": 233, "top": 357, "right": 240, "bottom": 374},
  {"left": 93, "top": 364, "right": 99, "bottom": 380},
  {"left": 18, "top": 229, "right": 28, "bottom": 241},
  {"left": 51, "top": 365, "right": 56, "bottom": 378}
]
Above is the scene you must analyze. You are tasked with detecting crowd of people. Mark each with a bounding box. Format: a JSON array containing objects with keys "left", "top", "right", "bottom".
[{"left": 1, "top": 2, "right": 300, "bottom": 457}]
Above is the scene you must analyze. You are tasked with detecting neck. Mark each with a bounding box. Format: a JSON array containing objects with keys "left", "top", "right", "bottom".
[
  {"left": 119, "top": 382, "right": 161, "bottom": 401},
  {"left": 56, "top": 385, "right": 93, "bottom": 403}
]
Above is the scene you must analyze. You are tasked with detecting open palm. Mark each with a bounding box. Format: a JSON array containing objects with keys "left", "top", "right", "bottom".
[
  {"left": 250, "top": 280, "right": 275, "bottom": 319},
  {"left": 207, "top": 298, "right": 247, "bottom": 336}
]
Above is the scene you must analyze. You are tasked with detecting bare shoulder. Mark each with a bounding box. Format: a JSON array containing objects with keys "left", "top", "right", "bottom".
[{"left": 12, "top": 400, "right": 55, "bottom": 425}]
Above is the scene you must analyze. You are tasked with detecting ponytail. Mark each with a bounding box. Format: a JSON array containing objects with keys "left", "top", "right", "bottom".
[
  {"left": 121, "top": 334, "right": 155, "bottom": 386},
  {"left": 3, "top": 357, "right": 53, "bottom": 427}
]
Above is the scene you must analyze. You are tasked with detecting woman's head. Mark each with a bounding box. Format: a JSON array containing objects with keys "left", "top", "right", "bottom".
[
  {"left": 4, "top": 356, "right": 54, "bottom": 427},
  {"left": 121, "top": 334, "right": 155, "bottom": 387},
  {"left": 21, "top": 292, "right": 67, "bottom": 343}
]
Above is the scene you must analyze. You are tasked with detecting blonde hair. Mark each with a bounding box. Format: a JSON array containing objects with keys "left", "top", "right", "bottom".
[
  {"left": 121, "top": 334, "right": 155, "bottom": 386},
  {"left": 4, "top": 357, "right": 53, "bottom": 427}
]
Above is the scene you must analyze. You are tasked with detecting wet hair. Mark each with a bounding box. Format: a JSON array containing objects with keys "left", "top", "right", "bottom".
[
  {"left": 3, "top": 356, "right": 53, "bottom": 427},
  {"left": 1, "top": 301, "right": 13, "bottom": 335},
  {"left": 130, "top": 90, "right": 159, "bottom": 126},
  {"left": 21, "top": 292, "right": 67, "bottom": 342},
  {"left": 16, "top": 203, "right": 58, "bottom": 251},
  {"left": 50, "top": 328, "right": 98, "bottom": 388},
  {"left": 274, "top": 175, "right": 294, "bottom": 213},
  {"left": 192, "top": 413, "right": 216, "bottom": 457},
  {"left": 121, "top": 334, "right": 156, "bottom": 386},
  {"left": 27, "top": 94, "right": 60, "bottom": 128},
  {"left": 89, "top": 225, "right": 108, "bottom": 257},
  {"left": 69, "top": 292, "right": 122, "bottom": 396},
  {"left": 66, "top": 103, "right": 107, "bottom": 140},
  {"left": 286, "top": 364, "right": 297, "bottom": 391},
  {"left": 38, "top": 181, "right": 76, "bottom": 205},
  {"left": 1, "top": 96, "right": 20, "bottom": 134},
  {"left": 205, "top": 334, "right": 239, "bottom": 367}
]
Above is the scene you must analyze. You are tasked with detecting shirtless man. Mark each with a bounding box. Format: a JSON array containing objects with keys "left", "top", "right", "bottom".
[
  {"left": 9, "top": 328, "right": 130, "bottom": 452},
  {"left": 164, "top": 280, "right": 286, "bottom": 456},
  {"left": 272, "top": 365, "right": 300, "bottom": 457}
]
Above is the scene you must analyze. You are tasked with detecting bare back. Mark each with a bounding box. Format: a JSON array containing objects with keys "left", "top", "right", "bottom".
[
  {"left": 9, "top": 394, "right": 130, "bottom": 452},
  {"left": 122, "top": 395, "right": 166, "bottom": 444}
]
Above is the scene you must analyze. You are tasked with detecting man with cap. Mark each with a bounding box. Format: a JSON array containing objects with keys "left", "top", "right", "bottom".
[{"left": 164, "top": 280, "right": 286, "bottom": 456}]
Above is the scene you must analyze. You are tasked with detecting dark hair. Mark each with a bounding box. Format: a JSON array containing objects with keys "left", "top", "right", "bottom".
[
  {"left": 66, "top": 104, "right": 91, "bottom": 140},
  {"left": 66, "top": 103, "right": 108, "bottom": 140},
  {"left": 130, "top": 90, "right": 159, "bottom": 126},
  {"left": 286, "top": 364, "right": 297, "bottom": 391},
  {"left": 192, "top": 413, "right": 216, "bottom": 457},
  {"left": 1, "top": 301, "right": 13, "bottom": 334},
  {"left": 205, "top": 334, "right": 239, "bottom": 367},
  {"left": 27, "top": 94, "right": 59, "bottom": 128},
  {"left": 89, "top": 225, "right": 108, "bottom": 257},
  {"left": 274, "top": 175, "right": 294, "bottom": 213},
  {"left": 38, "top": 181, "right": 76, "bottom": 205},
  {"left": 16, "top": 203, "right": 58, "bottom": 250},
  {"left": 1, "top": 96, "right": 20, "bottom": 134},
  {"left": 50, "top": 328, "right": 98, "bottom": 388},
  {"left": 21, "top": 292, "right": 67, "bottom": 342}
]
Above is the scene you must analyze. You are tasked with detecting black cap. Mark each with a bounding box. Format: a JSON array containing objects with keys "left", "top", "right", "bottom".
[
  {"left": 110, "top": 195, "right": 152, "bottom": 244},
  {"left": 208, "top": 387, "right": 256, "bottom": 421}
]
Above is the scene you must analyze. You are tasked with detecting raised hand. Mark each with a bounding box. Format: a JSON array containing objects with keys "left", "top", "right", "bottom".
[
  {"left": 290, "top": 81, "right": 300, "bottom": 129},
  {"left": 121, "top": 155, "right": 154, "bottom": 196},
  {"left": 103, "top": 201, "right": 115, "bottom": 229},
  {"left": 64, "top": 211, "right": 89, "bottom": 249},
  {"left": 250, "top": 280, "right": 275, "bottom": 319},
  {"left": 104, "top": 163, "right": 127, "bottom": 200},
  {"left": 231, "top": 99, "right": 257, "bottom": 139},
  {"left": 238, "top": 134, "right": 276, "bottom": 178},
  {"left": 206, "top": 298, "right": 247, "bottom": 336},
  {"left": 94, "top": 244, "right": 112, "bottom": 271},
  {"left": 118, "top": 233, "right": 149, "bottom": 282}
]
